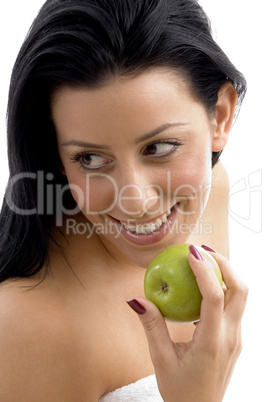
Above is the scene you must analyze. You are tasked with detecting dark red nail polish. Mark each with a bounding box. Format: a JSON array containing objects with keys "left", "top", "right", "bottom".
[
  {"left": 193, "top": 321, "right": 199, "bottom": 326},
  {"left": 189, "top": 245, "right": 203, "bottom": 260},
  {"left": 201, "top": 244, "right": 216, "bottom": 253},
  {"left": 127, "top": 299, "right": 146, "bottom": 315}
]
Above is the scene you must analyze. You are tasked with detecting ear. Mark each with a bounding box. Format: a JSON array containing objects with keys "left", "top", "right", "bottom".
[{"left": 212, "top": 82, "right": 238, "bottom": 152}]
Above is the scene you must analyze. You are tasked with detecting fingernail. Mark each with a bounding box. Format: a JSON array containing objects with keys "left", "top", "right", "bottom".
[
  {"left": 127, "top": 299, "right": 146, "bottom": 315},
  {"left": 193, "top": 321, "right": 199, "bottom": 326},
  {"left": 201, "top": 244, "right": 216, "bottom": 253},
  {"left": 189, "top": 245, "right": 203, "bottom": 260}
]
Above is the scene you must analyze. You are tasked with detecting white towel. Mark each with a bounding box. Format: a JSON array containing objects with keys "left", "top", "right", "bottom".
[{"left": 99, "top": 374, "right": 163, "bottom": 401}]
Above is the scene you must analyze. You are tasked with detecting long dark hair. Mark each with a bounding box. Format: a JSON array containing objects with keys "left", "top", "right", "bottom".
[{"left": 0, "top": 0, "right": 246, "bottom": 282}]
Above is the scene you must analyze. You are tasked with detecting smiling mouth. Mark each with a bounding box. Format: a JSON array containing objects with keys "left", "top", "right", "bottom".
[
  {"left": 119, "top": 209, "right": 172, "bottom": 235},
  {"left": 106, "top": 203, "right": 179, "bottom": 245}
]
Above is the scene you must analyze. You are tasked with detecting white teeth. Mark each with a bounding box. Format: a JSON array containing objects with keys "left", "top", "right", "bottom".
[
  {"left": 154, "top": 218, "right": 163, "bottom": 228},
  {"left": 120, "top": 209, "right": 172, "bottom": 235},
  {"left": 161, "top": 213, "right": 167, "bottom": 223}
]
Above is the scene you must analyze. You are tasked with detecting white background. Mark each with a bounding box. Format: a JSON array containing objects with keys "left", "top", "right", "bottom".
[{"left": 0, "top": 1, "right": 266, "bottom": 401}]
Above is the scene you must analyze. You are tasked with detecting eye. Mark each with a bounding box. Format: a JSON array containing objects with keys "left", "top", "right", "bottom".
[
  {"left": 143, "top": 141, "right": 180, "bottom": 157},
  {"left": 71, "top": 152, "right": 112, "bottom": 171}
]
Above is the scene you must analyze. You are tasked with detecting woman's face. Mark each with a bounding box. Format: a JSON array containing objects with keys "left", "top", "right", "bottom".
[{"left": 53, "top": 69, "right": 219, "bottom": 267}]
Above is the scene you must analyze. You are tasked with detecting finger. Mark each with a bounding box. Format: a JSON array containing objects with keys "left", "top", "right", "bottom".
[
  {"left": 127, "top": 298, "right": 175, "bottom": 368},
  {"left": 188, "top": 246, "right": 224, "bottom": 338},
  {"left": 211, "top": 253, "right": 249, "bottom": 322}
]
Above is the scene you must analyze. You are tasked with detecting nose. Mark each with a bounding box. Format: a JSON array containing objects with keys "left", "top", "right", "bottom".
[{"left": 116, "top": 169, "right": 160, "bottom": 218}]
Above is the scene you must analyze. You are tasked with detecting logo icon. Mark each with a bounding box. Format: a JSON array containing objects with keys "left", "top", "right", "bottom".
[{"left": 228, "top": 170, "right": 262, "bottom": 233}]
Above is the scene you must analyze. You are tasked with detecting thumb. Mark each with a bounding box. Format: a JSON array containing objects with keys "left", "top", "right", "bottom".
[{"left": 127, "top": 298, "right": 175, "bottom": 366}]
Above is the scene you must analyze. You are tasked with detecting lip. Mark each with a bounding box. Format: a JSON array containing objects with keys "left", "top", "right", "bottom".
[{"left": 107, "top": 204, "right": 178, "bottom": 245}]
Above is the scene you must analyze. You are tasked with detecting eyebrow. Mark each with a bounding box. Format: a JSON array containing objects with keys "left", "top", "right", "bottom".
[
  {"left": 134, "top": 122, "right": 189, "bottom": 144},
  {"left": 61, "top": 122, "right": 189, "bottom": 148},
  {"left": 61, "top": 140, "right": 111, "bottom": 150}
]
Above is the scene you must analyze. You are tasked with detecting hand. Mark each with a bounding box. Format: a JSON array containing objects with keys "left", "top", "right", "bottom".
[{"left": 127, "top": 246, "right": 248, "bottom": 402}]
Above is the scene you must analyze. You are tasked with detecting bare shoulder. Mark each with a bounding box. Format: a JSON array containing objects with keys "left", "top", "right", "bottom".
[
  {"left": 0, "top": 278, "right": 102, "bottom": 401},
  {"left": 189, "top": 161, "right": 230, "bottom": 257}
]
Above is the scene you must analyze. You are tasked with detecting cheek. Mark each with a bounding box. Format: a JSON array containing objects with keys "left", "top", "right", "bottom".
[
  {"left": 67, "top": 173, "right": 118, "bottom": 214},
  {"left": 166, "top": 131, "right": 213, "bottom": 196},
  {"left": 167, "top": 155, "right": 212, "bottom": 215},
  {"left": 170, "top": 157, "right": 211, "bottom": 194}
]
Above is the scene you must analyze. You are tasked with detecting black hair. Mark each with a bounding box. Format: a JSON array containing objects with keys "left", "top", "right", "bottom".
[{"left": 0, "top": 0, "right": 246, "bottom": 282}]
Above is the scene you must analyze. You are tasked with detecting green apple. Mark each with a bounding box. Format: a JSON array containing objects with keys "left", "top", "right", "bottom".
[{"left": 144, "top": 244, "right": 223, "bottom": 323}]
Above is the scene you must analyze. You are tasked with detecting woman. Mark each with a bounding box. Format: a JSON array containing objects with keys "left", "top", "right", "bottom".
[{"left": 0, "top": 0, "right": 248, "bottom": 400}]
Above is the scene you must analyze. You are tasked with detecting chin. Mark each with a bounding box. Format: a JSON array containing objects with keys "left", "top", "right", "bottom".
[{"left": 120, "top": 233, "right": 192, "bottom": 269}]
